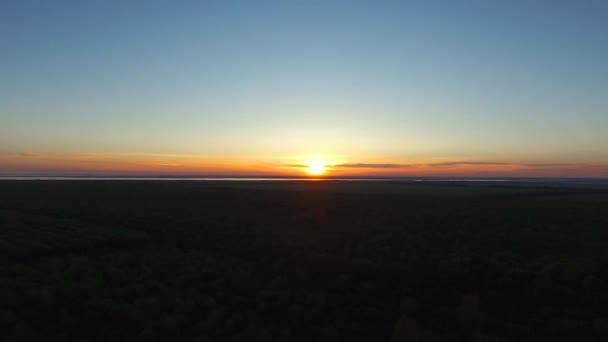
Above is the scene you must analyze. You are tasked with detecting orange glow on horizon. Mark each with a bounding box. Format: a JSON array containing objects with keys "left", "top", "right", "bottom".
[{"left": 0, "top": 152, "right": 607, "bottom": 178}]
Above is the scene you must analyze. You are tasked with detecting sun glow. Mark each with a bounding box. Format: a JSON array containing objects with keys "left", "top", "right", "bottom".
[{"left": 306, "top": 160, "right": 328, "bottom": 176}]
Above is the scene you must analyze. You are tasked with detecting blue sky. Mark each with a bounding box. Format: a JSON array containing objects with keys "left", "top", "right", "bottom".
[{"left": 1, "top": 0, "right": 607, "bottom": 176}]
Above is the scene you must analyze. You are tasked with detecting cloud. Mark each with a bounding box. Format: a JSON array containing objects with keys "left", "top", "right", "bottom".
[
  {"left": 427, "top": 161, "right": 586, "bottom": 169},
  {"left": 287, "top": 161, "right": 601, "bottom": 172},
  {"left": 429, "top": 161, "right": 510, "bottom": 167},
  {"left": 1, "top": 152, "right": 38, "bottom": 157},
  {"left": 18, "top": 152, "right": 37, "bottom": 157},
  {"left": 287, "top": 163, "right": 411, "bottom": 169},
  {"left": 333, "top": 163, "right": 411, "bottom": 169},
  {"left": 522, "top": 163, "right": 574, "bottom": 168}
]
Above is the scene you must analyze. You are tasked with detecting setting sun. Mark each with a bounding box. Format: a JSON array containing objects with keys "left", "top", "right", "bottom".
[{"left": 306, "top": 160, "right": 328, "bottom": 176}]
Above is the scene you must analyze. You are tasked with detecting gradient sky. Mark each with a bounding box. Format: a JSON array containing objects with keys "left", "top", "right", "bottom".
[{"left": 2, "top": 0, "right": 607, "bottom": 177}]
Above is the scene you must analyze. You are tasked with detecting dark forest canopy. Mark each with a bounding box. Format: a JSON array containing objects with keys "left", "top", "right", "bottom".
[{"left": 1, "top": 180, "right": 608, "bottom": 341}]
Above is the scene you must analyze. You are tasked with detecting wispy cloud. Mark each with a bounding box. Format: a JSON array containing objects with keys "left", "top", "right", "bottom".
[
  {"left": 287, "top": 163, "right": 411, "bottom": 169},
  {"left": 18, "top": 152, "right": 37, "bottom": 157},
  {"left": 1, "top": 152, "right": 38, "bottom": 157},
  {"left": 428, "top": 161, "right": 509, "bottom": 167},
  {"left": 333, "top": 163, "right": 411, "bottom": 169},
  {"left": 522, "top": 163, "right": 574, "bottom": 168},
  {"left": 285, "top": 161, "right": 605, "bottom": 175},
  {"left": 427, "top": 161, "right": 589, "bottom": 169}
]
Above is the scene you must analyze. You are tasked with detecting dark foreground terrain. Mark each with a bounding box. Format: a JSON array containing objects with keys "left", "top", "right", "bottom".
[{"left": 1, "top": 180, "right": 608, "bottom": 341}]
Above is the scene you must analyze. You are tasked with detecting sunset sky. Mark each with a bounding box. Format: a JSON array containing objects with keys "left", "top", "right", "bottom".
[{"left": 2, "top": 1, "right": 607, "bottom": 177}]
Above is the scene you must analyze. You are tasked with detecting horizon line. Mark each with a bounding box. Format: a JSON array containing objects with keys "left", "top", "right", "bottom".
[{"left": 2, "top": 175, "right": 607, "bottom": 181}]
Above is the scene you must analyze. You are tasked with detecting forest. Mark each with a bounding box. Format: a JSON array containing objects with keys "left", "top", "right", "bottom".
[{"left": 1, "top": 180, "right": 608, "bottom": 341}]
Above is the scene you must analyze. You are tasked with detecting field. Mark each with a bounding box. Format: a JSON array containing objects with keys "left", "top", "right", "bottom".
[{"left": 1, "top": 180, "right": 608, "bottom": 341}]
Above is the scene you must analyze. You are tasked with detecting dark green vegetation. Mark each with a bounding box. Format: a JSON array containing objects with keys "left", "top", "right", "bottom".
[{"left": 1, "top": 180, "right": 608, "bottom": 341}]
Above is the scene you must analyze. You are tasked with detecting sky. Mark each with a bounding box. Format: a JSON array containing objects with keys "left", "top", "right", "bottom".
[{"left": 1, "top": 0, "right": 607, "bottom": 177}]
